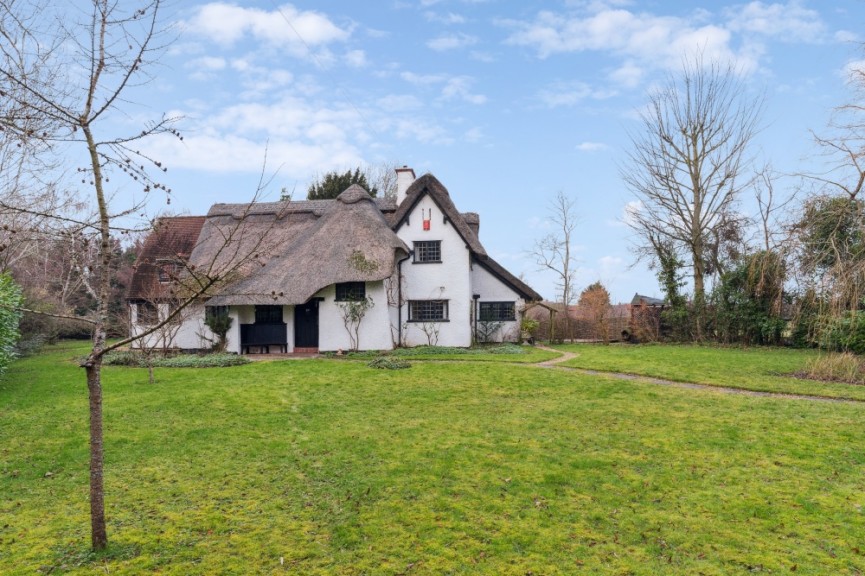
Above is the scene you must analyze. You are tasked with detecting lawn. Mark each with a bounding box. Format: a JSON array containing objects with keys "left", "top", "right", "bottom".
[
  {"left": 553, "top": 343, "right": 865, "bottom": 402},
  {"left": 2, "top": 342, "right": 864, "bottom": 574}
]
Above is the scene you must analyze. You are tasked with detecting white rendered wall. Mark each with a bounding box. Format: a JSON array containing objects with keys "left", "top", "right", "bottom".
[
  {"left": 471, "top": 264, "right": 525, "bottom": 343},
  {"left": 129, "top": 302, "right": 216, "bottom": 350},
  {"left": 316, "top": 281, "right": 394, "bottom": 351},
  {"left": 396, "top": 195, "right": 473, "bottom": 347}
]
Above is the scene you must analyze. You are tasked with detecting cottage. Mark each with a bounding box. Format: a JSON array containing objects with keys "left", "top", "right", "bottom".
[{"left": 127, "top": 169, "right": 542, "bottom": 354}]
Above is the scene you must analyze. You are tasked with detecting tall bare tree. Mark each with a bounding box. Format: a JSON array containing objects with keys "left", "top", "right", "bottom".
[
  {"left": 622, "top": 58, "right": 762, "bottom": 339},
  {"left": 0, "top": 0, "right": 275, "bottom": 550},
  {"left": 533, "top": 191, "right": 578, "bottom": 341}
]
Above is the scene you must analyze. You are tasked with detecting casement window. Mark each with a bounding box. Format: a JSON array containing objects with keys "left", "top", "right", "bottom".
[
  {"left": 205, "top": 305, "right": 229, "bottom": 322},
  {"left": 479, "top": 301, "right": 516, "bottom": 322},
  {"left": 137, "top": 301, "right": 159, "bottom": 325},
  {"left": 335, "top": 282, "right": 366, "bottom": 301},
  {"left": 413, "top": 240, "right": 442, "bottom": 263},
  {"left": 255, "top": 305, "right": 283, "bottom": 324},
  {"left": 157, "top": 261, "right": 179, "bottom": 283},
  {"left": 408, "top": 300, "right": 448, "bottom": 322}
]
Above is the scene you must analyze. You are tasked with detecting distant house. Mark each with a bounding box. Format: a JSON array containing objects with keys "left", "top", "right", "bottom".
[
  {"left": 626, "top": 293, "right": 667, "bottom": 342},
  {"left": 127, "top": 169, "right": 541, "bottom": 353}
]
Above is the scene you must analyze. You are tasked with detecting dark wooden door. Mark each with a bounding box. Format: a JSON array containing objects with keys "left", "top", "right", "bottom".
[{"left": 294, "top": 300, "right": 319, "bottom": 348}]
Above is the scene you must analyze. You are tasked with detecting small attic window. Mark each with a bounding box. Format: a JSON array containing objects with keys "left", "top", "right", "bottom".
[{"left": 157, "top": 261, "right": 179, "bottom": 283}]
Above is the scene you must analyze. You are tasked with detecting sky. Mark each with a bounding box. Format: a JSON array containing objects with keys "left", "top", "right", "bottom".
[{"left": 85, "top": 0, "right": 865, "bottom": 303}]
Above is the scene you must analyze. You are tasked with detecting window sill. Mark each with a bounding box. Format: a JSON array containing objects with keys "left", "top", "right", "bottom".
[
  {"left": 411, "top": 260, "right": 442, "bottom": 264},
  {"left": 407, "top": 319, "right": 450, "bottom": 323}
]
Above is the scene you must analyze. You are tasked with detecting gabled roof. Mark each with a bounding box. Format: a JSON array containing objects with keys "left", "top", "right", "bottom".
[
  {"left": 127, "top": 216, "right": 205, "bottom": 300},
  {"left": 474, "top": 256, "right": 543, "bottom": 301},
  {"left": 208, "top": 185, "right": 409, "bottom": 306},
  {"left": 390, "top": 173, "right": 486, "bottom": 257},
  {"left": 630, "top": 293, "right": 666, "bottom": 306}
]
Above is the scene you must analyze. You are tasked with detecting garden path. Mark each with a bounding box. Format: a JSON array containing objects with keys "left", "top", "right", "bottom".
[{"left": 533, "top": 344, "right": 862, "bottom": 404}]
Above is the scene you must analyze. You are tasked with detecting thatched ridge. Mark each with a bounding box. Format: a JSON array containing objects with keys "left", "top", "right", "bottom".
[
  {"left": 208, "top": 185, "right": 409, "bottom": 306},
  {"left": 390, "top": 173, "right": 487, "bottom": 257}
]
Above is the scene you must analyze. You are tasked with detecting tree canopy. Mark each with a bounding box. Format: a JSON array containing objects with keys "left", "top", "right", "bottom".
[{"left": 307, "top": 168, "right": 378, "bottom": 200}]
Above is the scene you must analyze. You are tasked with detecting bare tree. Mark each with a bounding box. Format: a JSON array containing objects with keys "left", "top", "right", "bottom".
[
  {"left": 532, "top": 191, "right": 578, "bottom": 341},
  {"left": 0, "top": 0, "right": 277, "bottom": 551},
  {"left": 622, "top": 58, "right": 763, "bottom": 339}
]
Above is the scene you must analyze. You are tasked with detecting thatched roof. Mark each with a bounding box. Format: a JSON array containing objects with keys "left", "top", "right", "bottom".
[
  {"left": 390, "top": 173, "right": 487, "bottom": 257},
  {"left": 127, "top": 216, "right": 205, "bottom": 300},
  {"left": 208, "top": 185, "right": 409, "bottom": 306},
  {"left": 131, "top": 173, "right": 541, "bottom": 307}
]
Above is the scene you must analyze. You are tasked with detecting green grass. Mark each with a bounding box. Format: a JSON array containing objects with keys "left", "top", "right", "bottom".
[
  {"left": 327, "top": 344, "right": 561, "bottom": 363},
  {"left": 2, "top": 342, "right": 865, "bottom": 574},
  {"left": 553, "top": 343, "right": 865, "bottom": 401}
]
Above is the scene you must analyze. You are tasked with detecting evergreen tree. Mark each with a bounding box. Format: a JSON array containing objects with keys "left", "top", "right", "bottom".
[{"left": 307, "top": 168, "right": 378, "bottom": 199}]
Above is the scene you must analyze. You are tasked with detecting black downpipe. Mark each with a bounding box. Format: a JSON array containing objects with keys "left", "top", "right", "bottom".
[{"left": 397, "top": 251, "right": 412, "bottom": 347}]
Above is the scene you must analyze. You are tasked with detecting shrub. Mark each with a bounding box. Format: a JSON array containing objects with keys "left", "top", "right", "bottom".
[
  {"left": 817, "top": 311, "right": 865, "bottom": 354},
  {"left": 802, "top": 352, "right": 865, "bottom": 385},
  {"left": 103, "top": 351, "right": 250, "bottom": 368},
  {"left": 0, "top": 273, "right": 23, "bottom": 376}
]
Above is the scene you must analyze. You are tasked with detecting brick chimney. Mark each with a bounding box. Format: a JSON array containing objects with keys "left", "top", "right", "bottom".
[{"left": 395, "top": 166, "right": 416, "bottom": 206}]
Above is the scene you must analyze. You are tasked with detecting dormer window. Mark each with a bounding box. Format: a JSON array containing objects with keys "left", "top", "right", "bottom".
[
  {"left": 157, "top": 261, "right": 179, "bottom": 283},
  {"left": 413, "top": 240, "right": 441, "bottom": 263}
]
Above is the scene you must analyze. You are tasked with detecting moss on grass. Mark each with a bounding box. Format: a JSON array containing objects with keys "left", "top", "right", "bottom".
[{"left": 2, "top": 342, "right": 864, "bottom": 574}]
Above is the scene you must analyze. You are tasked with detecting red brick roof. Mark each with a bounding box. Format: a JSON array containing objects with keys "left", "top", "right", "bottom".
[{"left": 127, "top": 216, "right": 206, "bottom": 300}]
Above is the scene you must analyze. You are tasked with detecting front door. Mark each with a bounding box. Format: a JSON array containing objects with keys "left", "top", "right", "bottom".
[{"left": 294, "top": 300, "right": 319, "bottom": 348}]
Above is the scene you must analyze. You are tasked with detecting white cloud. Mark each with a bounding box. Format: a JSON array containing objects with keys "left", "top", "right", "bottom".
[
  {"left": 345, "top": 49, "right": 367, "bottom": 68},
  {"left": 609, "top": 60, "right": 644, "bottom": 87},
  {"left": 188, "top": 56, "right": 226, "bottom": 71},
  {"left": 537, "top": 81, "right": 615, "bottom": 107},
  {"left": 464, "top": 127, "right": 483, "bottom": 142},
  {"left": 442, "top": 77, "right": 487, "bottom": 104},
  {"left": 725, "top": 1, "right": 826, "bottom": 43},
  {"left": 470, "top": 51, "right": 496, "bottom": 63},
  {"left": 842, "top": 59, "right": 865, "bottom": 82},
  {"left": 424, "top": 11, "right": 467, "bottom": 25},
  {"left": 503, "top": 5, "right": 776, "bottom": 79},
  {"left": 835, "top": 30, "right": 858, "bottom": 43},
  {"left": 185, "top": 3, "right": 350, "bottom": 55},
  {"left": 140, "top": 95, "right": 366, "bottom": 176},
  {"left": 401, "top": 71, "right": 448, "bottom": 85},
  {"left": 401, "top": 72, "right": 487, "bottom": 104},
  {"left": 427, "top": 33, "right": 478, "bottom": 51},
  {"left": 598, "top": 255, "right": 625, "bottom": 279},
  {"left": 376, "top": 94, "right": 423, "bottom": 111},
  {"left": 576, "top": 141, "right": 607, "bottom": 151},
  {"left": 185, "top": 56, "right": 227, "bottom": 80}
]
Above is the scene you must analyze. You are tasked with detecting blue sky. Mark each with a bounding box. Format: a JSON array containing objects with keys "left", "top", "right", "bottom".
[{"left": 107, "top": 0, "right": 864, "bottom": 303}]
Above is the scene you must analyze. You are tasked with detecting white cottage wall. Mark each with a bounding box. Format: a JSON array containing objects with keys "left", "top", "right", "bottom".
[
  {"left": 129, "top": 303, "right": 216, "bottom": 350},
  {"left": 471, "top": 264, "right": 525, "bottom": 343},
  {"left": 316, "top": 281, "right": 393, "bottom": 352},
  {"left": 396, "top": 195, "right": 473, "bottom": 347}
]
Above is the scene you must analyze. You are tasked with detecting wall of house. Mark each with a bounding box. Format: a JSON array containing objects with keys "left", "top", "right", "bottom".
[
  {"left": 129, "top": 302, "right": 215, "bottom": 350},
  {"left": 396, "top": 195, "right": 473, "bottom": 347},
  {"left": 316, "top": 281, "right": 393, "bottom": 352},
  {"left": 470, "top": 264, "right": 525, "bottom": 343}
]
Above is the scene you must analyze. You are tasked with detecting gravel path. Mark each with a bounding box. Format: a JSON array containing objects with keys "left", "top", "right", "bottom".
[{"left": 533, "top": 345, "right": 863, "bottom": 404}]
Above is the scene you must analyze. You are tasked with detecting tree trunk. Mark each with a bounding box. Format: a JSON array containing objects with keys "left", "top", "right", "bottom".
[{"left": 85, "top": 360, "right": 107, "bottom": 550}]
